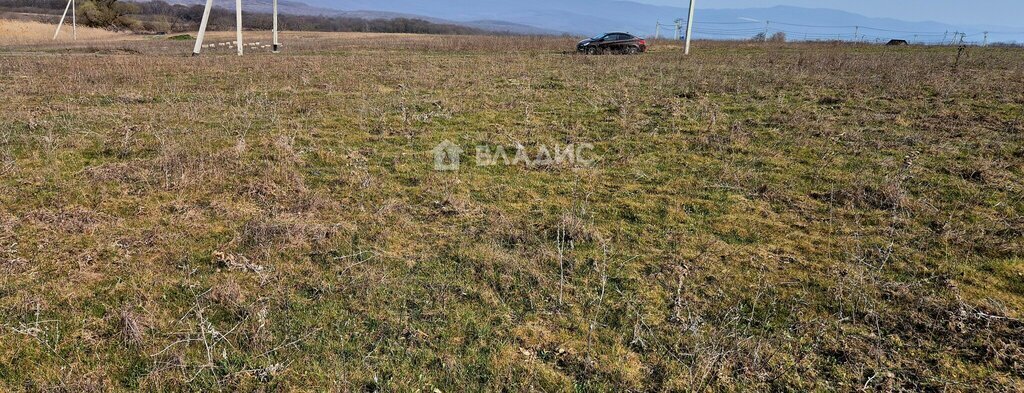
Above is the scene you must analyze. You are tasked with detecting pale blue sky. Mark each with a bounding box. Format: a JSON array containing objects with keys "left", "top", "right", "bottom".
[{"left": 636, "top": 0, "right": 1024, "bottom": 28}]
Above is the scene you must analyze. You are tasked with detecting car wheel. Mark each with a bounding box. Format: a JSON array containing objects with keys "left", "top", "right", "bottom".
[
  {"left": 626, "top": 46, "right": 640, "bottom": 55},
  {"left": 586, "top": 47, "right": 601, "bottom": 55}
]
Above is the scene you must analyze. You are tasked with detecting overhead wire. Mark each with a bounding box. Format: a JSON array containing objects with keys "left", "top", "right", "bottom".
[{"left": 658, "top": 18, "right": 1013, "bottom": 44}]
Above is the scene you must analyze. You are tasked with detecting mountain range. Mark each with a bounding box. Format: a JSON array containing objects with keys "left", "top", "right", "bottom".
[{"left": 152, "top": 0, "right": 1024, "bottom": 43}]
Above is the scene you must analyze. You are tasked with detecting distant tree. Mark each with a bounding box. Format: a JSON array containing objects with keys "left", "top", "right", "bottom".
[
  {"left": 142, "top": 14, "right": 174, "bottom": 33},
  {"left": 751, "top": 31, "right": 786, "bottom": 43},
  {"left": 77, "top": 0, "right": 140, "bottom": 30},
  {"left": 0, "top": 0, "right": 68, "bottom": 10},
  {"left": 0, "top": 0, "right": 492, "bottom": 35},
  {"left": 990, "top": 41, "right": 1023, "bottom": 48}
]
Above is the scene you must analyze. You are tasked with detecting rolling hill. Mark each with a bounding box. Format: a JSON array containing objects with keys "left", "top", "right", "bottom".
[{"left": 141, "top": 0, "right": 563, "bottom": 35}]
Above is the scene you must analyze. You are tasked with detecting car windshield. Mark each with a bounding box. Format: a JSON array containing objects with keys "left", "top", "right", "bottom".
[{"left": 591, "top": 34, "right": 606, "bottom": 40}]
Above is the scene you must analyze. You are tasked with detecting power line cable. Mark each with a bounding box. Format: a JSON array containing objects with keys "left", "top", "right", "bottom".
[{"left": 671, "top": 18, "right": 1015, "bottom": 39}]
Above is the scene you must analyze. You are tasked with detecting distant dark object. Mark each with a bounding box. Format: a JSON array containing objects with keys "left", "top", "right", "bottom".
[
  {"left": 886, "top": 39, "right": 909, "bottom": 46},
  {"left": 751, "top": 31, "right": 786, "bottom": 42},
  {"left": 577, "top": 32, "right": 647, "bottom": 55}
]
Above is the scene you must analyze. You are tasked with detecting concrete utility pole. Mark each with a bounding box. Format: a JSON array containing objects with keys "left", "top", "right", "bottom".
[
  {"left": 684, "top": 0, "right": 695, "bottom": 54},
  {"left": 53, "top": 0, "right": 76, "bottom": 40},
  {"left": 192, "top": 0, "right": 278, "bottom": 55},
  {"left": 192, "top": 0, "right": 215, "bottom": 56},
  {"left": 654, "top": 22, "right": 661, "bottom": 40},
  {"left": 273, "top": 0, "right": 280, "bottom": 52},
  {"left": 983, "top": 32, "right": 989, "bottom": 46},
  {"left": 235, "top": 0, "right": 243, "bottom": 56}
]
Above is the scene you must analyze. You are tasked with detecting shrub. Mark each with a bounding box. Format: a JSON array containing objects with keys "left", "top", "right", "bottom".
[{"left": 78, "top": 0, "right": 140, "bottom": 30}]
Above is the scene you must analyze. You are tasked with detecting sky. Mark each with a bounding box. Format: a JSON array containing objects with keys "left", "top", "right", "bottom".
[{"left": 635, "top": 0, "right": 1024, "bottom": 28}]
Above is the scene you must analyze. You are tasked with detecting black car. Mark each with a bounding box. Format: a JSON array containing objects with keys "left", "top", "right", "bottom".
[{"left": 577, "top": 32, "right": 647, "bottom": 55}]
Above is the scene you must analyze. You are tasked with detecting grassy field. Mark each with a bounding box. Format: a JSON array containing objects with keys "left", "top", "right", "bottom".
[{"left": 1, "top": 29, "right": 1022, "bottom": 391}]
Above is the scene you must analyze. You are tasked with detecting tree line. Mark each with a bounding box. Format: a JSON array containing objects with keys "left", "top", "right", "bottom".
[{"left": 0, "top": 0, "right": 489, "bottom": 35}]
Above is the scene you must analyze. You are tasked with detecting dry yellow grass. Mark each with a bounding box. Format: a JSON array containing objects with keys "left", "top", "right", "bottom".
[{"left": 2, "top": 19, "right": 126, "bottom": 45}]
